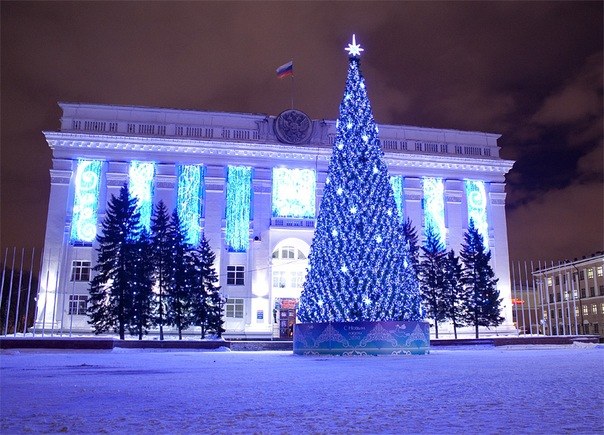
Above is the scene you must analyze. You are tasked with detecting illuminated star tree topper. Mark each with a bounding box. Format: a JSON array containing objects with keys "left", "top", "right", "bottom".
[{"left": 297, "top": 35, "right": 422, "bottom": 323}]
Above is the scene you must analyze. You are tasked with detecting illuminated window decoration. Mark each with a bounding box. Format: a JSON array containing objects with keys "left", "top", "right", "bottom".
[
  {"left": 225, "top": 166, "right": 252, "bottom": 252},
  {"left": 128, "top": 161, "right": 155, "bottom": 231},
  {"left": 177, "top": 165, "right": 204, "bottom": 246},
  {"left": 465, "top": 179, "right": 489, "bottom": 249},
  {"left": 389, "top": 175, "right": 404, "bottom": 222},
  {"left": 423, "top": 177, "right": 446, "bottom": 245},
  {"left": 272, "top": 168, "right": 316, "bottom": 218},
  {"left": 70, "top": 159, "right": 102, "bottom": 243}
]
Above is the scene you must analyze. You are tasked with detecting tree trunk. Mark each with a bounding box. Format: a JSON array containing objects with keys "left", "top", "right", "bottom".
[
  {"left": 434, "top": 321, "right": 439, "bottom": 339},
  {"left": 475, "top": 323, "right": 479, "bottom": 339}
]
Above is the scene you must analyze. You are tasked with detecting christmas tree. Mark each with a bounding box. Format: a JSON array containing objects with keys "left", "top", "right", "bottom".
[
  {"left": 298, "top": 35, "right": 421, "bottom": 323},
  {"left": 150, "top": 200, "right": 173, "bottom": 340}
]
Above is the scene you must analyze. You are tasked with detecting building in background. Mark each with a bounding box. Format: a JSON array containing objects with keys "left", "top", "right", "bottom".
[{"left": 35, "top": 103, "right": 515, "bottom": 338}]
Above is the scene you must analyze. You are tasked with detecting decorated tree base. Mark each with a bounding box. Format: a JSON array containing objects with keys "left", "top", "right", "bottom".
[{"left": 293, "top": 321, "right": 430, "bottom": 356}]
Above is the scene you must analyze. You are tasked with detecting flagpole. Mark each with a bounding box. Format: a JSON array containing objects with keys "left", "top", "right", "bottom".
[{"left": 291, "top": 73, "right": 295, "bottom": 109}]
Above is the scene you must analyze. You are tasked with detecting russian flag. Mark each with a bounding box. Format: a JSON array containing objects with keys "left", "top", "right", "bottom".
[{"left": 276, "top": 61, "right": 293, "bottom": 78}]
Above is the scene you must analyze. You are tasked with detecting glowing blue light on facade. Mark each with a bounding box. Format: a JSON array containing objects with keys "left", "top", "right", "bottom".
[
  {"left": 177, "top": 165, "right": 204, "bottom": 246},
  {"left": 423, "top": 177, "right": 446, "bottom": 245},
  {"left": 70, "top": 159, "right": 102, "bottom": 243},
  {"left": 465, "top": 179, "right": 489, "bottom": 249},
  {"left": 129, "top": 161, "right": 155, "bottom": 231},
  {"left": 226, "top": 166, "right": 252, "bottom": 252},
  {"left": 272, "top": 168, "right": 316, "bottom": 218},
  {"left": 389, "top": 175, "right": 404, "bottom": 222}
]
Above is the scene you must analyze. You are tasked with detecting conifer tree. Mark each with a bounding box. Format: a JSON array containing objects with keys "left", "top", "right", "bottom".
[
  {"left": 166, "top": 210, "right": 193, "bottom": 339},
  {"left": 88, "top": 184, "right": 142, "bottom": 340},
  {"left": 419, "top": 225, "right": 448, "bottom": 338},
  {"left": 190, "top": 235, "right": 224, "bottom": 338},
  {"left": 298, "top": 35, "right": 421, "bottom": 323},
  {"left": 403, "top": 218, "right": 420, "bottom": 271},
  {"left": 127, "top": 230, "right": 155, "bottom": 340},
  {"left": 443, "top": 250, "right": 466, "bottom": 339},
  {"left": 150, "top": 200, "right": 172, "bottom": 340},
  {"left": 460, "top": 220, "right": 503, "bottom": 338}
]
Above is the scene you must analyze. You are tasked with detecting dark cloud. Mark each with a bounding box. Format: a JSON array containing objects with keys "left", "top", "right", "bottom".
[{"left": 1, "top": 1, "right": 602, "bottom": 261}]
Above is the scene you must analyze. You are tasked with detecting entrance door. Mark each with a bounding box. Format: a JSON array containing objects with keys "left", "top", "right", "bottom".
[{"left": 279, "top": 308, "right": 296, "bottom": 339}]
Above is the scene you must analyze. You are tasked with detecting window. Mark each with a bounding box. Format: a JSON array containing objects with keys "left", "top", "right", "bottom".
[
  {"left": 272, "top": 271, "right": 287, "bottom": 288},
  {"left": 292, "top": 271, "right": 305, "bottom": 288},
  {"left": 592, "top": 304, "right": 598, "bottom": 315},
  {"left": 68, "top": 295, "right": 88, "bottom": 315},
  {"left": 597, "top": 266, "right": 603, "bottom": 277},
  {"left": 583, "top": 324, "right": 590, "bottom": 334},
  {"left": 583, "top": 305, "right": 588, "bottom": 315},
  {"left": 601, "top": 303, "right": 604, "bottom": 314},
  {"left": 587, "top": 268, "right": 594, "bottom": 279},
  {"left": 227, "top": 266, "right": 245, "bottom": 285},
  {"left": 558, "top": 308, "right": 563, "bottom": 318},
  {"left": 71, "top": 261, "right": 91, "bottom": 281},
  {"left": 547, "top": 277, "right": 553, "bottom": 287},
  {"left": 555, "top": 276, "right": 560, "bottom": 285},
  {"left": 564, "top": 291, "right": 569, "bottom": 301},
  {"left": 281, "top": 246, "right": 295, "bottom": 259},
  {"left": 549, "top": 293, "right": 554, "bottom": 303},
  {"left": 600, "top": 285, "right": 604, "bottom": 295},
  {"left": 593, "top": 323, "right": 599, "bottom": 334},
  {"left": 581, "top": 288, "right": 586, "bottom": 298},
  {"left": 590, "top": 287, "right": 596, "bottom": 297},
  {"left": 225, "top": 298, "right": 244, "bottom": 318}
]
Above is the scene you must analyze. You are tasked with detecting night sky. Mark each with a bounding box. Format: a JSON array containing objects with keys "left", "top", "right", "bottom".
[{"left": 1, "top": 2, "right": 602, "bottom": 262}]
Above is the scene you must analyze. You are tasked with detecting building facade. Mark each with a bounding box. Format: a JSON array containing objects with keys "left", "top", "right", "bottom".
[
  {"left": 521, "top": 254, "right": 604, "bottom": 338},
  {"left": 35, "top": 103, "right": 515, "bottom": 338}
]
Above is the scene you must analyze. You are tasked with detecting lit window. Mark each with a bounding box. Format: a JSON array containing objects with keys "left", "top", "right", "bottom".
[
  {"left": 583, "top": 305, "right": 588, "bottom": 315},
  {"left": 227, "top": 266, "right": 245, "bottom": 286},
  {"left": 68, "top": 295, "right": 88, "bottom": 315},
  {"left": 592, "top": 304, "right": 598, "bottom": 315},
  {"left": 281, "top": 246, "right": 295, "bottom": 259},
  {"left": 587, "top": 268, "right": 594, "bottom": 279},
  {"left": 292, "top": 271, "right": 305, "bottom": 288},
  {"left": 547, "top": 277, "right": 553, "bottom": 287},
  {"left": 601, "top": 303, "right": 604, "bottom": 313},
  {"left": 272, "top": 271, "right": 287, "bottom": 288},
  {"left": 225, "top": 298, "right": 244, "bottom": 318},
  {"left": 71, "top": 261, "right": 91, "bottom": 282},
  {"left": 597, "top": 266, "right": 603, "bottom": 277},
  {"left": 575, "top": 307, "right": 579, "bottom": 316}
]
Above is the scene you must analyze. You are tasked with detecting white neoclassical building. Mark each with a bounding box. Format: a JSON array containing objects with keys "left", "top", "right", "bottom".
[{"left": 35, "top": 102, "right": 515, "bottom": 338}]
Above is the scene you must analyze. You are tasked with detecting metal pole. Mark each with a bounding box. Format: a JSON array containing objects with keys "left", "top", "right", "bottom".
[
  {"left": 3, "top": 248, "right": 17, "bottom": 335},
  {"left": 31, "top": 248, "right": 45, "bottom": 337},
  {"left": 542, "top": 261, "right": 552, "bottom": 335},
  {"left": 511, "top": 261, "right": 519, "bottom": 334},
  {"left": 518, "top": 261, "right": 526, "bottom": 335},
  {"left": 69, "top": 254, "right": 78, "bottom": 337},
  {"left": 523, "top": 261, "right": 533, "bottom": 335},
  {"left": 23, "top": 248, "right": 36, "bottom": 335},
  {"left": 13, "top": 248, "right": 25, "bottom": 336},
  {"left": 41, "top": 249, "right": 52, "bottom": 337},
  {"left": 530, "top": 261, "right": 539, "bottom": 335},
  {"left": 59, "top": 249, "right": 72, "bottom": 337},
  {"left": 0, "top": 247, "right": 8, "bottom": 316},
  {"left": 564, "top": 270, "right": 573, "bottom": 335}
]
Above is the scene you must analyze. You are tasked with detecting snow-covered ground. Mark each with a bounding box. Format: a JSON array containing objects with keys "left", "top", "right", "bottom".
[{"left": 1, "top": 345, "right": 603, "bottom": 434}]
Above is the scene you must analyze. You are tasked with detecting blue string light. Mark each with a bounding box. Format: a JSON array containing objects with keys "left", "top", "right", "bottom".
[
  {"left": 423, "top": 177, "right": 446, "bottom": 245},
  {"left": 272, "top": 168, "right": 316, "bottom": 218},
  {"left": 70, "top": 159, "right": 102, "bottom": 242},
  {"left": 389, "top": 175, "right": 404, "bottom": 222},
  {"left": 225, "top": 166, "right": 252, "bottom": 252},
  {"left": 465, "top": 179, "right": 489, "bottom": 249},
  {"left": 177, "top": 164, "right": 204, "bottom": 246},
  {"left": 129, "top": 161, "right": 155, "bottom": 231}
]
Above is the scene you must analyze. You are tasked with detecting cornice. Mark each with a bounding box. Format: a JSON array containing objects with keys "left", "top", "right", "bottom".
[{"left": 44, "top": 131, "right": 515, "bottom": 175}]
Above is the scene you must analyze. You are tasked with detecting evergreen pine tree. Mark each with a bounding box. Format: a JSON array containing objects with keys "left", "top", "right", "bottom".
[
  {"left": 88, "top": 184, "right": 142, "bottom": 340},
  {"left": 150, "top": 200, "right": 172, "bottom": 340},
  {"left": 298, "top": 35, "right": 421, "bottom": 323},
  {"left": 443, "top": 250, "right": 466, "bottom": 339},
  {"left": 190, "top": 235, "right": 224, "bottom": 338},
  {"left": 419, "top": 225, "right": 448, "bottom": 338},
  {"left": 166, "top": 209, "right": 193, "bottom": 339},
  {"left": 127, "top": 230, "right": 155, "bottom": 340},
  {"left": 403, "top": 218, "right": 420, "bottom": 271},
  {"left": 460, "top": 220, "right": 503, "bottom": 338}
]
